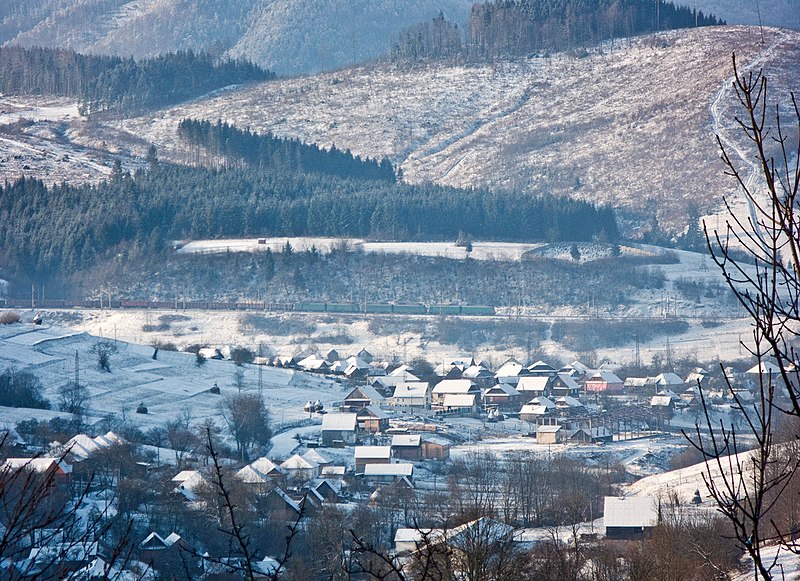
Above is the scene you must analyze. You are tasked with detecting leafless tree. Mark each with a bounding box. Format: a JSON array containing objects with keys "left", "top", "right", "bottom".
[
  {"left": 57, "top": 380, "right": 88, "bottom": 415},
  {"left": 221, "top": 392, "right": 272, "bottom": 462},
  {"left": 90, "top": 339, "right": 119, "bottom": 372},
  {"left": 687, "top": 53, "right": 800, "bottom": 580}
]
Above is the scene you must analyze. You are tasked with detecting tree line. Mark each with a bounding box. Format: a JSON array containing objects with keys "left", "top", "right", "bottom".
[
  {"left": 392, "top": 0, "right": 723, "bottom": 63},
  {"left": 0, "top": 45, "right": 273, "bottom": 115},
  {"left": 0, "top": 163, "right": 618, "bottom": 279},
  {"left": 177, "top": 118, "right": 397, "bottom": 182}
]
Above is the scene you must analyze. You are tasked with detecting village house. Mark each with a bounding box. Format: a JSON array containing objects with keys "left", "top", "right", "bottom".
[
  {"left": 441, "top": 393, "right": 479, "bottom": 415},
  {"left": 536, "top": 424, "right": 566, "bottom": 445},
  {"left": 519, "top": 396, "right": 557, "bottom": 423},
  {"left": 527, "top": 360, "right": 558, "bottom": 378},
  {"left": 482, "top": 383, "right": 522, "bottom": 411},
  {"left": 3, "top": 457, "right": 73, "bottom": 485},
  {"left": 263, "top": 488, "right": 301, "bottom": 520},
  {"left": 356, "top": 405, "right": 390, "bottom": 433},
  {"left": 321, "top": 413, "right": 358, "bottom": 446},
  {"left": 516, "top": 375, "right": 551, "bottom": 398},
  {"left": 604, "top": 496, "right": 659, "bottom": 539},
  {"left": 461, "top": 364, "right": 496, "bottom": 389},
  {"left": 391, "top": 434, "right": 422, "bottom": 461},
  {"left": 550, "top": 373, "right": 582, "bottom": 397},
  {"left": 354, "top": 445, "right": 392, "bottom": 473},
  {"left": 431, "top": 378, "right": 479, "bottom": 406},
  {"left": 236, "top": 457, "right": 284, "bottom": 489},
  {"left": 343, "top": 384, "right": 385, "bottom": 410},
  {"left": 421, "top": 436, "right": 451, "bottom": 460},
  {"left": 363, "top": 462, "right": 414, "bottom": 484},
  {"left": 585, "top": 371, "right": 624, "bottom": 392},
  {"left": 388, "top": 381, "right": 431, "bottom": 410},
  {"left": 280, "top": 454, "right": 320, "bottom": 483}
]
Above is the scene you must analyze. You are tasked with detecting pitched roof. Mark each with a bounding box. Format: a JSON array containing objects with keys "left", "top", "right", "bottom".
[
  {"left": 322, "top": 413, "right": 358, "bottom": 431},
  {"left": 495, "top": 358, "right": 526, "bottom": 377},
  {"left": 537, "top": 425, "right": 562, "bottom": 433},
  {"left": 357, "top": 405, "right": 389, "bottom": 419},
  {"left": 391, "top": 434, "right": 422, "bottom": 447},
  {"left": 528, "top": 360, "right": 555, "bottom": 372},
  {"left": 655, "top": 372, "right": 684, "bottom": 386},
  {"left": 392, "top": 382, "right": 430, "bottom": 398},
  {"left": 587, "top": 371, "right": 623, "bottom": 384},
  {"left": 553, "top": 373, "right": 581, "bottom": 391},
  {"left": 237, "top": 457, "right": 283, "bottom": 483},
  {"left": 354, "top": 446, "right": 391, "bottom": 459},
  {"left": 3, "top": 457, "right": 73, "bottom": 475},
  {"left": 432, "top": 379, "right": 476, "bottom": 394},
  {"left": 519, "top": 404, "right": 551, "bottom": 416},
  {"left": 280, "top": 454, "right": 318, "bottom": 470},
  {"left": 485, "top": 384, "right": 520, "bottom": 396},
  {"left": 604, "top": 496, "right": 658, "bottom": 528},
  {"left": 442, "top": 393, "right": 476, "bottom": 408},
  {"left": 363, "top": 463, "right": 414, "bottom": 477},
  {"left": 516, "top": 376, "right": 550, "bottom": 392},
  {"left": 302, "top": 449, "right": 330, "bottom": 465},
  {"left": 346, "top": 384, "right": 384, "bottom": 402}
]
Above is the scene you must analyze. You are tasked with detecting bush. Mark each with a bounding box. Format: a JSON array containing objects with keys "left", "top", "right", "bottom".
[
  {"left": 0, "top": 311, "right": 21, "bottom": 325},
  {"left": 0, "top": 368, "right": 50, "bottom": 409}
]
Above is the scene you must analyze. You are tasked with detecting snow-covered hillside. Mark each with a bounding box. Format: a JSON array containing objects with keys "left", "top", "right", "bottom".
[
  {"left": 0, "top": 322, "right": 344, "bottom": 436},
  {"left": 111, "top": 26, "right": 799, "bottom": 231}
]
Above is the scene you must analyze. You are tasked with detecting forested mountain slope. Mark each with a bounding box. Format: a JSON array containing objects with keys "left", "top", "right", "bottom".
[
  {"left": 116, "top": 26, "right": 800, "bottom": 232},
  {"left": 0, "top": 0, "right": 796, "bottom": 75}
]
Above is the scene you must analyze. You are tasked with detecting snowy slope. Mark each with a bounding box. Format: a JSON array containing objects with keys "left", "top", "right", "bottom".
[
  {"left": 0, "top": 322, "right": 345, "bottom": 437},
  {"left": 111, "top": 25, "right": 800, "bottom": 231}
]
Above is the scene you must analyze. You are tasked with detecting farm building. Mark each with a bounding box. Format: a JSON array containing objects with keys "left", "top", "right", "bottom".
[
  {"left": 604, "top": 496, "right": 659, "bottom": 539},
  {"left": 321, "top": 413, "right": 358, "bottom": 446}
]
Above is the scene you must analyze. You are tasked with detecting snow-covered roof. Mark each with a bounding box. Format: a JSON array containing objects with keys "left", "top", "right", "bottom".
[
  {"left": 346, "top": 384, "right": 384, "bottom": 402},
  {"left": 64, "top": 434, "right": 101, "bottom": 459},
  {"left": 3, "top": 457, "right": 72, "bottom": 474},
  {"left": 320, "top": 465, "right": 346, "bottom": 476},
  {"left": 655, "top": 372, "right": 684, "bottom": 386},
  {"left": 432, "top": 379, "right": 476, "bottom": 394},
  {"left": 650, "top": 395, "right": 674, "bottom": 407},
  {"left": 442, "top": 393, "right": 476, "bottom": 408},
  {"left": 555, "top": 395, "right": 583, "bottom": 408},
  {"left": 587, "top": 371, "right": 623, "bottom": 384},
  {"left": 302, "top": 449, "right": 330, "bottom": 465},
  {"left": 281, "top": 454, "right": 318, "bottom": 470},
  {"left": 237, "top": 457, "right": 283, "bottom": 483},
  {"left": 519, "top": 404, "right": 551, "bottom": 416},
  {"left": 495, "top": 358, "right": 526, "bottom": 377},
  {"left": 354, "top": 446, "right": 391, "bottom": 459},
  {"left": 516, "top": 376, "right": 550, "bottom": 392},
  {"left": 746, "top": 361, "right": 782, "bottom": 375},
  {"left": 530, "top": 396, "right": 556, "bottom": 408},
  {"left": 528, "top": 360, "right": 555, "bottom": 372},
  {"left": 270, "top": 488, "right": 301, "bottom": 512},
  {"left": 604, "top": 496, "right": 658, "bottom": 528},
  {"left": 391, "top": 434, "right": 422, "bottom": 447},
  {"left": 537, "top": 425, "right": 562, "bottom": 433},
  {"left": 462, "top": 364, "right": 491, "bottom": 378},
  {"left": 553, "top": 373, "right": 581, "bottom": 391},
  {"left": 364, "top": 463, "right": 413, "bottom": 477},
  {"left": 321, "top": 413, "right": 357, "bottom": 431},
  {"left": 485, "top": 383, "right": 520, "bottom": 396},
  {"left": 392, "top": 382, "right": 430, "bottom": 398},
  {"left": 172, "top": 470, "right": 199, "bottom": 483}
]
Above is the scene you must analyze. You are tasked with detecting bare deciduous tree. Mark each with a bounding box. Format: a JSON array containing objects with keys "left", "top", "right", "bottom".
[{"left": 687, "top": 53, "right": 800, "bottom": 580}]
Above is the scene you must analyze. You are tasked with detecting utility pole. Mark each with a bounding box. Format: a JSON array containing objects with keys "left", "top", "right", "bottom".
[{"left": 74, "top": 351, "right": 80, "bottom": 385}]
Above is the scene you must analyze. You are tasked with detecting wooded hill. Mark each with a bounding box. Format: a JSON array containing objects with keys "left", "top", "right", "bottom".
[
  {"left": 177, "top": 119, "right": 397, "bottom": 182},
  {"left": 0, "top": 46, "right": 273, "bottom": 115},
  {"left": 0, "top": 164, "right": 617, "bottom": 280},
  {"left": 392, "top": 0, "right": 723, "bottom": 63}
]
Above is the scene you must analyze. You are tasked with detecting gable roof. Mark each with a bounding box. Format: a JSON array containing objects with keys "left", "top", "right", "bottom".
[
  {"left": 495, "top": 358, "right": 526, "bottom": 377},
  {"left": 346, "top": 384, "right": 384, "bottom": 402},
  {"left": 302, "top": 449, "right": 330, "bottom": 465},
  {"left": 553, "top": 373, "right": 581, "bottom": 391},
  {"left": 391, "top": 434, "right": 422, "bottom": 447},
  {"left": 443, "top": 393, "right": 476, "bottom": 407},
  {"left": 354, "top": 446, "right": 391, "bottom": 459},
  {"left": 485, "top": 383, "right": 521, "bottom": 396},
  {"left": 655, "top": 372, "right": 684, "bottom": 386},
  {"left": 432, "top": 379, "right": 477, "bottom": 394},
  {"left": 3, "top": 457, "right": 73, "bottom": 475},
  {"left": 516, "top": 376, "right": 551, "bottom": 392},
  {"left": 587, "top": 371, "right": 623, "bottom": 384},
  {"left": 604, "top": 496, "right": 658, "bottom": 528},
  {"left": 392, "top": 381, "right": 430, "bottom": 398},
  {"left": 237, "top": 457, "right": 283, "bottom": 483},
  {"left": 280, "top": 454, "right": 318, "bottom": 471},
  {"left": 322, "top": 413, "right": 358, "bottom": 431}
]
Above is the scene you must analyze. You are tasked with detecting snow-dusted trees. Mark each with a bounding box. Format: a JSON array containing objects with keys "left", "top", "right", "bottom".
[{"left": 221, "top": 392, "right": 272, "bottom": 462}]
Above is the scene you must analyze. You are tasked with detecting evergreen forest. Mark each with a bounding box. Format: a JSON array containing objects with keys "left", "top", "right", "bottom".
[
  {"left": 0, "top": 164, "right": 618, "bottom": 280},
  {"left": 0, "top": 46, "right": 273, "bottom": 115}
]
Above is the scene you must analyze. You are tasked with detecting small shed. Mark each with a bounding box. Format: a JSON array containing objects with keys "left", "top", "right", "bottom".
[
  {"left": 421, "top": 436, "right": 450, "bottom": 460},
  {"left": 536, "top": 425, "right": 566, "bottom": 445}
]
